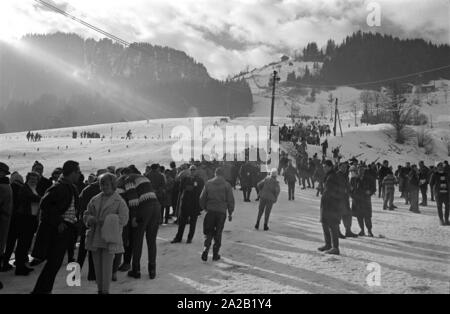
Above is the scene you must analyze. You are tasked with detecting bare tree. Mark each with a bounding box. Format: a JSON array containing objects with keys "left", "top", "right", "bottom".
[
  {"left": 384, "top": 83, "right": 415, "bottom": 144},
  {"left": 317, "top": 103, "right": 327, "bottom": 118}
]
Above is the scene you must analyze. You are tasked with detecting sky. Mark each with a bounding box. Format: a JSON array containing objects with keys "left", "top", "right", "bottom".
[{"left": 1, "top": 0, "right": 449, "bottom": 79}]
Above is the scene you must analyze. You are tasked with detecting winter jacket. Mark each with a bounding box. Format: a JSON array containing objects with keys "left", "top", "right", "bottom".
[
  {"left": 178, "top": 175, "right": 204, "bottom": 216},
  {"left": 39, "top": 176, "right": 79, "bottom": 228},
  {"left": 418, "top": 166, "right": 430, "bottom": 187},
  {"left": 283, "top": 165, "right": 297, "bottom": 183},
  {"left": 199, "top": 176, "right": 234, "bottom": 216},
  {"left": 0, "top": 177, "right": 12, "bottom": 255},
  {"left": 36, "top": 176, "right": 53, "bottom": 197},
  {"left": 382, "top": 174, "right": 396, "bottom": 192},
  {"left": 257, "top": 177, "right": 280, "bottom": 203},
  {"left": 84, "top": 191, "right": 129, "bottom": 254},
  {"left": 17, "top": 184, "right": 42, "bottom": 216},
  {"left": 239, "top": 163, "right": 256, "bottom": 188},
  {"left": 320, "top": 170, "right": 342, "bottom": 224},
  {"left": 145, "top": 170, "right": 166, "bottom": 203},
  {"left": 430, "top": 171, "right": 450, "bottom": 202}
]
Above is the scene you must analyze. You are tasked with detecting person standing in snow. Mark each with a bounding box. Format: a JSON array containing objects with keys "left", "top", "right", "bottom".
[
  {"left": 430, "top": 162, "right": 449, "bottom": 225},
  {"left": 284, "top": 160, "right": 297, "bottom": 201},
  {"left": 255, "top": 169, "right": 280, "bottom": 231},
  {"left": 319, "top": 160, "right": 341, "bottom": 255},
  {"left": 199, "top": 167, "right": 234, "bottom": 262},
  {"left": 382, "top": 170, "right": 396, "bottom": 210},
  {"left": 0, "top": 162, "right": 13, "bottom": 290},
  {"left": 352, "top": 165, "right": 376, "bottom": 237},
  {"left": 171, "top": 166, "right": 204, "bottom": 243},
  {"left": 408, "top": 165, "right": 421, "bottom": 213}
]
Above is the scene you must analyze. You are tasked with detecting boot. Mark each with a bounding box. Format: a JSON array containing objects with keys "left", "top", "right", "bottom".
[
  {"left": 338, "top": 231, "right": 346, "bottom": 239},
  {"left": 171, "top": 238, "right": 182, "bottom": 244},
  {"left": 345, "top": 231, "right": 358, "bottom": 238},
  {"left": 318, "top": 245, "right": 332, "bottom": 252},
  {"left": 201, "top": 249, "right": 209, "bottom": 262},
  {"left": 148, "top": 265, "right": 156, "bottom": 279},
  {"left": 263, "top": 224, "right": 269, "bottom": 231},
  {"left": 212, "top": 253, "right": 221, "bottom": 261},
  {"left": 325, "top": 248, "right": 340, "bottom": 255},
  {"left": 127, "top": 270, "right": 141, "bottom": 279},
  {"left": 358, "top": 230, "right": 366, "bottom": 237},
  {"left": 15, "top": 266, "right": 33, "bottom": 276},
  {"left": 254, "top": 223, "right": 259, "bottom": 230},
  {"left": 112, "top": 272, "right": 117, "bottom": 282},
  {"left": 118, "top": 263, "right": 131, "bottom": 272},
  {"left": 367, "top": 230, "right": 374, "bottom": 237}
]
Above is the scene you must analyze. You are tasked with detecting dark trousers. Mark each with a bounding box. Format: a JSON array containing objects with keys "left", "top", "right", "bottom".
[
  {"left": 341, "top": 214, "right": 352, "bottom": 231},
  {"left": 203, "top": 211, "right": 226, "bottom": 255},
  {"left": 3, "top": 215, "right": 19, "bottom": 266},
  {"left": 242, "top": 187, "right": 252, "bottom": 201},
  {"left": 161, "top": 206, "right": 171, "bottom": 223},
  {"left": 67, "top": 228, "right": 78, "bottom": 262},
  {"left": 257, "top": 198, "right": 274, "bottom": 226},
  {"left": 436, "top": 194, "right": 449, "bottom": 222},
  {"left": 430, "top": 185, "right": 435, "bottom": 201},
  {"left": 321, "top": 221, "right": 339, "bottom": 249},
  {"left": 383, "top": 189, "right": 394, "bottom": 209},
  {"left": 301, "top": 177, "right": 311, "bottom": 188},
  {"left": 409, "top": 188, "right": 419, "bottom": 212},
  {"left": 15, "top": 215, "right": 38, "bottom": 268},
  {"left": 357, "top": 216, "right": 372, "bottom": 232},
  {"left": 32, "top": 223, "right": 76, "bottom": 294},
  {"left": 77, "top": 228, "right": 95, "bottom": 279},
  {"left": 378, "top": 180, "right": 383, "bottom": 198},
  {"left": 287, "top": 181, "right": 295, "bottom": 200},
  {"left": 420, "top": 185, "right": 428, "bottom": 205},
  {"left": 175, "top": 212, "right": 198, "bottom": 241},
  {"left": 131, "top": 202, "right": 161, "bottom": 272},
  {"left": 123, "top": 222, "right": 134, "bottom": 265}
]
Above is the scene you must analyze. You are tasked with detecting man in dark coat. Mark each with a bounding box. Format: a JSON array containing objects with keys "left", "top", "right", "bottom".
[
  {"left": 1, "top": 172, "right": 24, "bottom": 272},
  {"left": 408, "top": 165, "right": 420, "bottom": 213},
  {"left": 145, "top": 164, "right": 166, "bottom": 205},
  {"left": 377, "top": 160, "right": 390, "bottom": 199},
  {"left": 284, "top": 160, "right": 297, "bottom": 201},
  {"left": 239, "top": 161, "right": 256, "bottom": 202},
  {"left": 0, "top": 162, "right": 13, "bottom": 290},
  {"left": 255, "top": 169, "right": 280, "bottom": 230},
  {"left": 199, "top": 168, "right": 234, "bottom": 262},
  {"left": 418, "top": 161, "right": 430, "bottom": 206},
  {"left": 31, "top": 160, "right": 81, "bottom": 294},
  {"left": 352, "top": 166, "right": 376, "bottom": 237},
  {"left": 337, "top": 162, "right": 358, "bottom": 238},
  {"left": 171, "top": 166, "right": 204, "bottom": 243},
  {"left": 318, "top": 160, "right": 342, "bottom": 255},
  {"left": 430, "top": 162, "right": 450, "bottom": 225}
]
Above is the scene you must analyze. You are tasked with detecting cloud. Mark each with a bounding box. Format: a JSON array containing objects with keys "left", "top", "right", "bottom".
[{"left": 2, "top": 0, "right": 449, "bottom": 79}]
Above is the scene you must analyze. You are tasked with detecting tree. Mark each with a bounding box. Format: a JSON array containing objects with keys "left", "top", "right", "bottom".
[
  {"left": 286, "top": 71, "right": 296, "bottom": 86},
  {"left": 350, "top": 102, "right": 359, "bottom": 126},
  {"left": 317, "top": 103, "right": 327, "bottom": 118},
  {"left": 385, "top": 83, "right": 414, "bottom": 144}
]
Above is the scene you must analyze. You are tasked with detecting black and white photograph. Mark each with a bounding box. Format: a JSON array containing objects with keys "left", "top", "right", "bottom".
[{"left": 0, "top": 0, "right": 449, "bottom": 299}]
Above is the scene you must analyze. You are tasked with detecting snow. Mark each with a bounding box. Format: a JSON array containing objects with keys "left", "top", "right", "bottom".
[{"left": 0, "top": 185, "right": 448, "bottom": 294}]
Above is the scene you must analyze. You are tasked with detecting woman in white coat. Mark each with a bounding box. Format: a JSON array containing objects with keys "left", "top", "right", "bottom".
[{"left": 84, "top": 173, "right": 129, "bottom": 294}]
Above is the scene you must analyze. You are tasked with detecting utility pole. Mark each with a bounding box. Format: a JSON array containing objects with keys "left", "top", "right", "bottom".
[
  {"left": 333, "top": 98, "right": 338, "bottom": 136},
  {"left": 270, "top": 70, "right": 280, "bottom": 127}
]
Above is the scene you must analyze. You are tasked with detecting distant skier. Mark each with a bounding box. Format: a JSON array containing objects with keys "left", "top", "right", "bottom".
[{"left": 126, "top": 130, "right": 132, "bottom": 140}]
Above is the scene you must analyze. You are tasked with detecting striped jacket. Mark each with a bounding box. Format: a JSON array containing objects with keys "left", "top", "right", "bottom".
[{"left": 382, "top": 174, "right": 396, "bottom": 192}]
